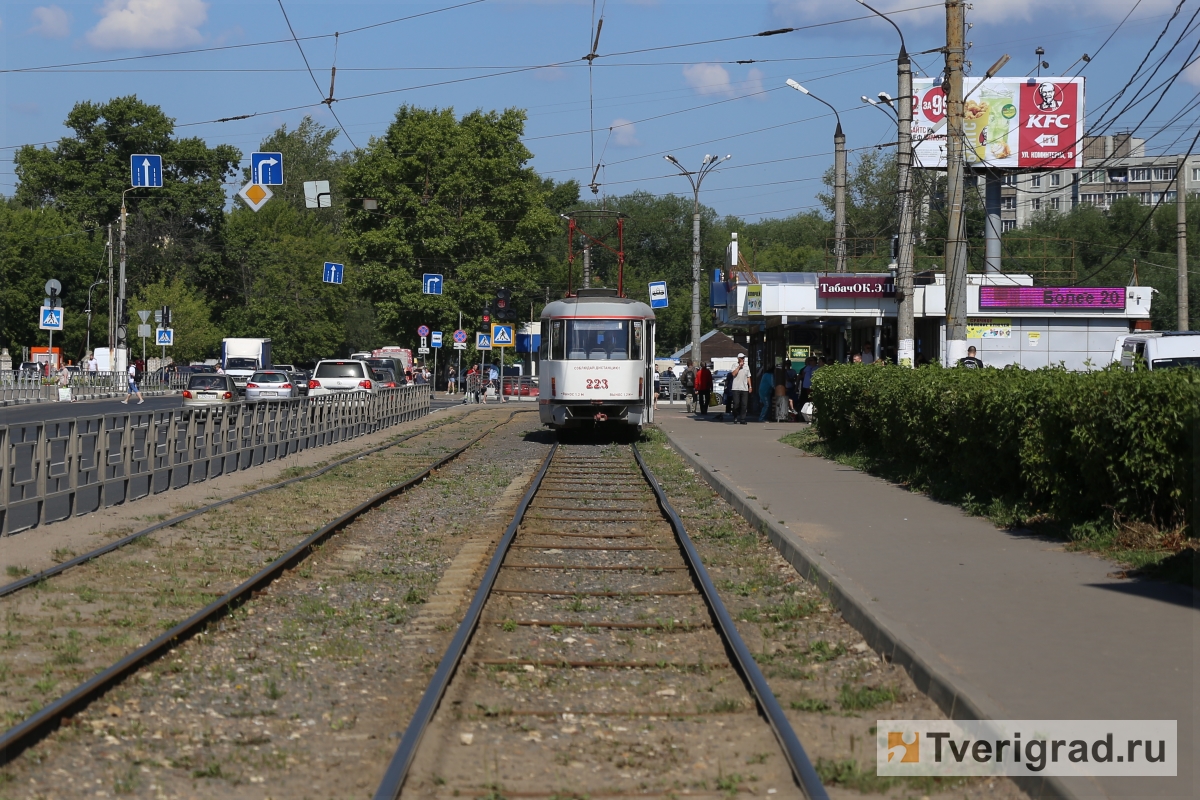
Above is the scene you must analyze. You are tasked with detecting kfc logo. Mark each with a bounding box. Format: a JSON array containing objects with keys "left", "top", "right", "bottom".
[{"left": 1033, "top": 82, "right": 1063, "bottom": 112}]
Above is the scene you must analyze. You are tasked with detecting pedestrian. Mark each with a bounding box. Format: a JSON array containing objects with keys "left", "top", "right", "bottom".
[
  {"left": 728, "top": 353, "right": 752, "bottom": 425},
  {"left": 122, "top": 362, "right": 144, "bottom": 404},
  {"left": 852, "top": 353, "right": 863, "bottom": 364},
  {"left": 57, "top": 364, "right": 75, "bottom": 402},
  {"left": 860, "top": 344, "right": 875, "bottom": 365},
  {"left": 448, "top": 366, "right": 457, "bottom": 394},
  {"left": 799, "top": 356, "right": 819, "bottom": 409},
  {"left": 959, "top": 346, "right": 985, "bottom": 369},
  {"left": 87, "top": 353, "right": 98, "bottom": 384},
  {"left": 757, "top": 366, "right": 775, "bottom": 422},
  {"left": 694, "top": 361, "right": 713, "bottom": 417},
  {"left": 681, "top": 361, "right": 696, "bottom": 412}
]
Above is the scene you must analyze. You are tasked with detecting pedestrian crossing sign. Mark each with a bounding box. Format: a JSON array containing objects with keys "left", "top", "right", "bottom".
[
  {"left": 156, "top": 328, "right": 174, "bottom": 346},
  {"left": 476, "top": 332, "right": 492, "bottom": 350},
  {"left": 491, "top": 324, "right": 514, "bottom": 347}
]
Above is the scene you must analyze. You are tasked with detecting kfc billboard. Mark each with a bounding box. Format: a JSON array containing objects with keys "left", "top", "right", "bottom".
[{"left": 912, "top": 77, "right": 1084, "bottom": 170}]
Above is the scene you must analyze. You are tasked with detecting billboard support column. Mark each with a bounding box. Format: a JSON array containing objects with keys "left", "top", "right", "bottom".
[
  {"left": 834, "top": 126, "right": 848, "bottom": 272},
  {"left": 985, "top": 170, "right": 1003, "bottom": 274},
  {"left": 943, "top": 0, "right": 969, "bottom": 365},
  {"left": 1179, "top": 155, "right": 1189, "bottom": 331}
]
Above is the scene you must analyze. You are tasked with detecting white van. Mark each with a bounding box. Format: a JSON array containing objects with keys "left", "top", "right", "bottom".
[{"left": 1114, "top": 332, "right": 1200, "bottom": 370}]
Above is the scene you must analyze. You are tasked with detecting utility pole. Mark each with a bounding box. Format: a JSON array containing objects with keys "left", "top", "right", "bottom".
[
  {"left": 457, "top": 310, "right": 463, "bottom": 395},
  {"left": 943, "top": 0, "right": 969, "bottom": 365},
  {"left": 117, "top": 193, "right": 130, "bottom": 378},
  {"left": 665, "top": 153, "right": 731, "bottom": 370},
  {"left": 834, "top": 125, "right": 848, "bottom": 273},
  {"left": 1179, "top": 155, "right": 1189, "bottom": 331},
  {"left": 106, "top": 224, "right": 114, "bottom": 378}
]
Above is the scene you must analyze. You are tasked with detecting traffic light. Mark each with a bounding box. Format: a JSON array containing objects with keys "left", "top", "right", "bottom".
[{"left": 496, "top": 288, "right": 516, "bottom": 321}]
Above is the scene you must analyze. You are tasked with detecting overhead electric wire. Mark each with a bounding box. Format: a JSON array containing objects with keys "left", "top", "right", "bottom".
[{"left": 275, "top": 0, "right": 359, "bottom": 150}]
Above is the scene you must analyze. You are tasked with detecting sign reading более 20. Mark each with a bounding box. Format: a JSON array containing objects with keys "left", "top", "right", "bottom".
[
  {"left": 818, "top": 276, "right": 896, "bottom": 298},
  {"left": 980, "top": 286, "right": 1126, "bottom": 311}
]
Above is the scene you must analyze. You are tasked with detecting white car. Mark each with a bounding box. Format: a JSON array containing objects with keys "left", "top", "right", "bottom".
[{"left": 307, "top": 360, "right": 377, "bottom": 396}]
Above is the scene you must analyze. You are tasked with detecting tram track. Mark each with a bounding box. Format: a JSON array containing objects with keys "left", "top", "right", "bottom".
[
  {"left": 0, "top": 407, "right": 530, "bottom": 765},
  {"left": 376, "top": 442, "right": 828, "bottom": 800}
]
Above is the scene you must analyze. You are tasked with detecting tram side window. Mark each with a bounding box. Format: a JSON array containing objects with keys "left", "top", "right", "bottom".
[
  {"left": 630, "top": 321, "right": 642, "bottom": 361},
  {"left": 566, "top": 319, "right": 632, "bottom": 360},
  {"left": 546, "top": 320, "right": 565, "bottom": 360},
  {"left": 539, "top": 320, "right": 551, "bottom": 360}
]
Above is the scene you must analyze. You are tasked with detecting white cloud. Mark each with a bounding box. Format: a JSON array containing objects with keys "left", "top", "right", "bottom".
[
  {"left": 1186, "top": 57, "right": 1200, "bottom": 87},
  {"left": 609, "top": 119, "right": 639, "bottom": 147},
  {"left": 772, "top": 0, "right": 1178, "bottom": 26},
  {"left": 683, "top": 62, "right": 734, "bottom": 97},
  {"left": 86, "top": 0, "right": 208, "bottom": 49},
  {"left": 29, "top": 6, "right": 69, "bottom": 38},
  {"left": 745, "top": 68, "right": 766, "bottom": 98}
]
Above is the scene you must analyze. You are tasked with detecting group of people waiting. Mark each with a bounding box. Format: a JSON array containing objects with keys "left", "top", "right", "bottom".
[{"left": 675, "top": 354, "right": 826, "bottom": 425}]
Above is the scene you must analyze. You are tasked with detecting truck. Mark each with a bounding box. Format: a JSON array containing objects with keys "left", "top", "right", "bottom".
[
  {"left": 1114, "top": 331, "right": 1200, "bottom": 370},
  {"left": 220, "top": 338, "right": 272, "bottom": 391}
]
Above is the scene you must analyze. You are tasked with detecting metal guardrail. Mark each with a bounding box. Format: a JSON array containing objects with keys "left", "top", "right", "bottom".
[
  {"left": 0, "top": 385, "right": 431, "bottom": 536},
  {"left": 0, "top": 370, "right": 189, "bottom": 404}
]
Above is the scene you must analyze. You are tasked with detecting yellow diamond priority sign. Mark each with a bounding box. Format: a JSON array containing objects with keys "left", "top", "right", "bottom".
[{"left": 238, "top": 182, "right": 273, "bottom": 212}]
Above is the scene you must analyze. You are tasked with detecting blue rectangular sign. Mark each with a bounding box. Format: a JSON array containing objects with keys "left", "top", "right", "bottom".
[
  {"left": 323, "top": 262, "right": 344, "bottom": 284},
  {"left": 131, "top": 154, "right": 163, "bottom": 188},
  {"left": 422, "top": 274, "right": 443, "bottom": 295},
  {"left": 251, "top": 152, "right": 284, "bottom": 186},
  {"left": 649, "top": 281, "right": 668, "bottom": 309}
]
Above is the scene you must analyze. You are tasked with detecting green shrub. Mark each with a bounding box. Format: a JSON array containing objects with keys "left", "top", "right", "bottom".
[{"left": 811, "top": 363, "right": 1200, "bottom": 529}]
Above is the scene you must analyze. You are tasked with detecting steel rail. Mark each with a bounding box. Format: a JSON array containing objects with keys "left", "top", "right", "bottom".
[
  {"left": 0, "top": 409, "right": 529, "bottom": 766},
  {"left": 632, "top": 443, "right": 829, "bottom": 800},
  {"left": 372, "top": 443, "right": 558, "bottom": 800},
  {"left": 374, "top": 444, "right": 829, "bottom": 800},
  {"left": 0, "top": 407, "right": 484, "bottom": 600}
]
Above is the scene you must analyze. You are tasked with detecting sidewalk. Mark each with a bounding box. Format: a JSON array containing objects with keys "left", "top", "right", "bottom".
[{"left": 656, "top": 407, "right": 1198, "bottom": 800}]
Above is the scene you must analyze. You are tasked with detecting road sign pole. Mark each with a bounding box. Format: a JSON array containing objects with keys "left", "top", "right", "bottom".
[
  {"left": 458, "top": 311, "right": 462, "bottom": 395},
  {"left": 433, "top": 347, "right": 438, "bottom": 397},
  {"left": 48, "top": 328, "right": 53, "bottom": 371}
]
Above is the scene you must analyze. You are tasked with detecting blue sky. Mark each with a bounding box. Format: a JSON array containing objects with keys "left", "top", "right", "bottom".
[{"left": 2, "top": 0, "right": 1197, "bottom": 220}]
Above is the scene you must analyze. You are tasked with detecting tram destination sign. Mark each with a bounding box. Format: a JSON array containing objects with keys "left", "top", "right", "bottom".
[
  {"left": 818, "top": 276, "right": 896, "bottom": 298},
  {"left": 980, "top": 286, "right": 1126, "bottom": 311}
]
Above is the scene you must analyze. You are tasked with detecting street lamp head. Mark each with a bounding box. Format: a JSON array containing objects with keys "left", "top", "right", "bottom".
[
  {"left": 861, "top": 95, "right": 873, "bottom": 104},
  {"left": 665, "top": 154, "right": 679, "bottom": 164},
  {"left": 785, "top": 78, "right": 808, "bottom": 94},
  {"left": 878, "top": 91, "right": 894, "bottom": 106}
]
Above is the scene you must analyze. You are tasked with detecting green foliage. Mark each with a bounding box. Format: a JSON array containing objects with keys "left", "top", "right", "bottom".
[
  {"left": 130, "top": 278, "right": 221, "bottom": 364},
  {"left": 812, "top": 364, "right": 1200, "bottom": 528}
]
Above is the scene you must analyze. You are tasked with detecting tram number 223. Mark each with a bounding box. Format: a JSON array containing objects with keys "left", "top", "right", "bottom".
[{"left": 585, "top": 378, "right": 610, "bottom": 390}]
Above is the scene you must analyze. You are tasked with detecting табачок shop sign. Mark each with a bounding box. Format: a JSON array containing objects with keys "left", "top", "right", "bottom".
[
  {"left": 913, "top": 77, "right": 1084, "bottom": 170},
  {"left": 818, "top": 276, "right": 896, "bottom": 298},
  {"left": 980, "top": 286, "right": 1126, "bottom": 311}
]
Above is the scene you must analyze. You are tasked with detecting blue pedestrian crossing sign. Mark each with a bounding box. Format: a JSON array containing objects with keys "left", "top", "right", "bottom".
[
  {"left": 39, "top": 306, "right": 64, "bottom": 331},
  {"left": 476, "top": 332, "right": 492, "bottom": 350},
  {"left": 649, "top": 281, "right": 669, "bottom": 309},
  {"left": 491, "top": 324, "right": 514, "bottom": 347},
  {"left": 130, "top": 154, "right": 163, "bottom": 188},
  {"left": 251, "top": 152, "right": 284, "bottom": 186},
  {"left": 422, "top": 274, "right": 443, "bottom": 295},
  {"left": 430, "top": 331, "right": 443, "bottom": 348},
  {"left": 156, "top": 328, "right": 174, "bottom": 346},
  {"left": 323, "top": 262, "right": 344, "bottom": 284}
]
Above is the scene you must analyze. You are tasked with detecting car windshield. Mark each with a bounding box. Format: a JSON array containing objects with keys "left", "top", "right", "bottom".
[
  {"left": 1152, "top": 357, "right": 1200, "bottom": 369},
  {"left": 371, "top": 368, "right": 395, "bottom": 382},
  {"left": 250, "top": 372, "right": 288, "bottom": 383},
  {"left": 315, "top": 362, "right": 365, "bottom": 379},
  {"left": 226, "top": 358, "right": 258, "bottom": 370},
  {"left": 188, "top": 376, "right": 226, "bottom": 390}
]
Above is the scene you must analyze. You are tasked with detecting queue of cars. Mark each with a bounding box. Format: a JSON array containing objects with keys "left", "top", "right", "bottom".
[{"left": 180, "top": 355, "right": 412, "bottom": 411}]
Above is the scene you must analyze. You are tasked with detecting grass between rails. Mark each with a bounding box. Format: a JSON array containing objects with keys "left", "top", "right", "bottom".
[{"left": 781, "top": 427, "right": 1198, "bottom": 586}]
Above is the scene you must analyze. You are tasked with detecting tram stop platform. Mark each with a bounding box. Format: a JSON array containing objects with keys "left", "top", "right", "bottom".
[{"left": 654, "top": 407, "right": 1198, "bottom": 800}]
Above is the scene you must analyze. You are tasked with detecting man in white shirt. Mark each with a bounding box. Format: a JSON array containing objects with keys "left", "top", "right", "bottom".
[
  {"left": 728, "top": 353, "right": 752, "bottom": 425},
  {"left": 86, "top": 355, "right": 98, "bottom": 383},
  {"left": 122, "top": 363, "right": 144, "bottom": 405}
]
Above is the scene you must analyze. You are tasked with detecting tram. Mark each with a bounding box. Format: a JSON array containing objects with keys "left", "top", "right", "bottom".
[{"left": 538, "top": 288, "right": 657, "bottom": 435}]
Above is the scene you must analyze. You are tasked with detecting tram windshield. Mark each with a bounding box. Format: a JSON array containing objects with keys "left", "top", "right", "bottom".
[{"left": 542, "top": 319, "right": 643, "bottom": 360}]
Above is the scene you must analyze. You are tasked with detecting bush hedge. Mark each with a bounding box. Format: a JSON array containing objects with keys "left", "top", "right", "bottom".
[{"left": 811, "top": 364, "right": 1200, "bottom": 529}]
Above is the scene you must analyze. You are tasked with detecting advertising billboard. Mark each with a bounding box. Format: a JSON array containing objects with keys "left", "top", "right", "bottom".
[
  {"left": 913, "top": 77, "right": 1084, "bottom": 171},
  {"left": 979, "top": 286, "right": 1125, "bottom": 311}
]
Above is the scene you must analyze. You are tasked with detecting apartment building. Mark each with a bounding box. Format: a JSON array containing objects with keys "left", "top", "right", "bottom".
[{"left": 999, "top": 134, "right": 1200, "bottom": 230}]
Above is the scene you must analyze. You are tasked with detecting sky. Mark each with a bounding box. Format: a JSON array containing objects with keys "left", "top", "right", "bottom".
[{"left": 1, "top": 0, "right": 1198, "bottom": 221}]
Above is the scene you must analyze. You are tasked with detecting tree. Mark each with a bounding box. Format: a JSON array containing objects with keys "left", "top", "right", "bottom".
[
  {"left": 246, "top": 117, "right": 351, "bottom": 218},
  {"left": 129, "top": 278, "right": 222, "bottom": 364},
  {"left": 342, "top": 105, "right": 560, "bottom": 344}
]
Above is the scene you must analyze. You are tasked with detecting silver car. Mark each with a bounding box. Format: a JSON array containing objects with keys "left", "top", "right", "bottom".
[
  {"left": 182, "top": 374, "right": 239, "bottom": 409},
  {"left": 307, "top": 359, "right": 377, "bottom": 396},
  {"left": 245, "top": 370, "right": 298, "bottom": 401}
]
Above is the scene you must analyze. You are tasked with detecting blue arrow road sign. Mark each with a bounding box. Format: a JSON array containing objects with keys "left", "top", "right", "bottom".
[
  {"left": 491, "top": 324, "right": 514, "bottom": 346},
  {"left": 130, "top": 154, "right": 163, "bottom": 188},
  {"left": 251, "top": 152, "right": 284, "bottom": 186},
  {"left": 39, "top": 307, "right": 64, "bottom": 331},
  {"left": 430, "top": 332, "right": 443, "bottom": 348},
  {"left": 422, "top": 274, "right": 443, "bottom": 295},
  {"left": 323, "top": 262, "right": 344, "bottom": 284},
  {"left": 476, "top": 332, "right": 492, "bottom": 350},
  {"left": 649, "top": 281, "right": 669, "bottom": 309},
  {"left": 156, "top": 328, "right": 174, "bottom": 346}
]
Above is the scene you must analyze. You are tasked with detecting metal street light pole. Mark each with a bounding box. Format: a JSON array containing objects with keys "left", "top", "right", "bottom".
[
  {"left": 787, "top": 79, "right": 847, "bottom": 272},
  {"left": 665, "top": 153, "right": 731, "bottom": 369},
  {"left": 85, "top": 280, "right": 104, "bottom": 359},
  {"left": 856, "top": 0, "right": 916, "bottom": 365}
]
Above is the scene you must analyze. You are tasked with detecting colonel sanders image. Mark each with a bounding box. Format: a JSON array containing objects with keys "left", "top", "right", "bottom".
[{"left": 1035, "top": 82, "right": 1063, "bottom": 112}]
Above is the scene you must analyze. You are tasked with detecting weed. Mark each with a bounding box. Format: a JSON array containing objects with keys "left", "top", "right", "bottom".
[
  {"left": 807, "top": 640, "right": 846, "bottom": 662},
  {"left": 52, "top": 630, "right": 84, "bottom": 665},
  {"left": 714, "top": 771, "right": 743, "bottom": 795},
  {"left": 501, "top": 620, "right": 517, "bottom": 632},
  {"left": 192, "top": 762, "right": 224, "bottom": 779},
  {"left": 50, "top": 548, "right": 76, "bottom": 564},
  {"left": 4, "top": 566, "right": 29, "bottom": 579},
  {"left": 738, "top": 597, "right": 819, "bottom": 624},
  {"left": 265, "top": 679, "right": 286, "bottom": 700},
  {"left": 709, "top": 698, "right": 742, "bottom": 713},
  {"left": 789, "top": 698, "right": 831, "bottom": 712},
  {"left": 550, "top": 624, "right": 564, "bottom": 635},
  {"left": 404, "top": 587, "right": 426, "bottom": 605},
  {"left": 746, "top": 753, "right": 770, "bottom": 765},
  {"left": 113, "top": 766, "right": 139, "bottom": 795},
  {"left": 77, "top": 586, "right": 99, "bottom": 603},
  {"left": 32, "top": 673, "right": 57, "bottom": 695},
  {"left": 837, "top": 683, "right": 897, "bottom": 711}
]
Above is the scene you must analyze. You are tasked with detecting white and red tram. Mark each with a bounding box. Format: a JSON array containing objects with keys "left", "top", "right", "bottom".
[{"left": 538, "top": 288, "right": 657, "bottom": 434}]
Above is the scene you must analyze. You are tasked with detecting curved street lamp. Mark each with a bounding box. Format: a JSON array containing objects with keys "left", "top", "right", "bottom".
[{"left": 787, "top": 80, "right": 846, "bottom": 273}]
